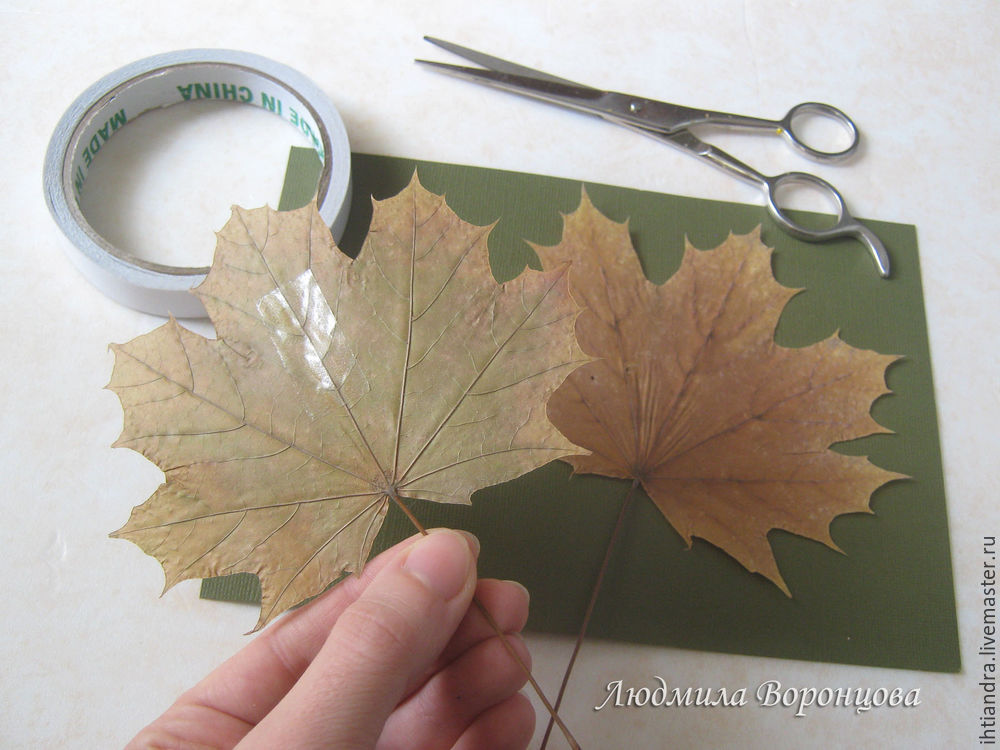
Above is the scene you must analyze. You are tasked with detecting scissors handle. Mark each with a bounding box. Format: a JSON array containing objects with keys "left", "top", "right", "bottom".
[
  {"left": 776, "top": 102, "right": 859, "bottom": 162},
  {"left": 763, "top": 172, "right": 890, "bottom": 277},
  {"left": 693, "top": 101, "right": 859, "bottom": 162},
  {"left": 660, "top": 129, "right": 889, "bottom": 276}
]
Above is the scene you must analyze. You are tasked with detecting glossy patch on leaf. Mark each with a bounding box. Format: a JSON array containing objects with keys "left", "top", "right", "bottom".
[{"left": 109, "top": 174, "right": 587, "bottom": 629}]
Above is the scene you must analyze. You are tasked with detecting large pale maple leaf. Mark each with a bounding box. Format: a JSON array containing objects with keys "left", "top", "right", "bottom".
[
  {"left": 108, "top": 174, "right": 586, "bottom": 629},
  {"left": 537, "top": 192, "right": 903, "bottom": 592}
]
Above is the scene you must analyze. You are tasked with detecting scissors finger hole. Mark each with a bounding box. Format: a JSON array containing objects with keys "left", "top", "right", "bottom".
[
  {"left": 783, "top": 102, "right": 859, "bottom": 161},
  {"left": 769, "top": 173, "right": 846, "bottom": 232}
]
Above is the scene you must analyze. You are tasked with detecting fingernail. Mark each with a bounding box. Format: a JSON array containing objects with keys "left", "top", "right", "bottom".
[
  {"left": 457, "top": 529, "right": 481, "bottom": 558},
  {"left": 502, "top": 579, "right": 531, "bottom": 606},
  {"left": 403, "top": 530, "right": 474, "bottom": 600},
  {"left": 426, "top": 527, "right": 480, "bottom": 558}
]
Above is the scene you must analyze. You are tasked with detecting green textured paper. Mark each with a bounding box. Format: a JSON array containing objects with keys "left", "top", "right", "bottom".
[{"left": 201, "top": 149, "right": 959, "bottom": 673}]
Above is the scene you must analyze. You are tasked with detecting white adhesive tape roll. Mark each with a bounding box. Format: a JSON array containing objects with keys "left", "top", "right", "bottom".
[{"left": 44, "top": 49, "right": 352, "bottom": 318}]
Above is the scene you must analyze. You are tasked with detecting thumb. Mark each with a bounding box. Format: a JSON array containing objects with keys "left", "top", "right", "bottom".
[{"left": 241, "top": 529, "right": 480, "bottom": 749}]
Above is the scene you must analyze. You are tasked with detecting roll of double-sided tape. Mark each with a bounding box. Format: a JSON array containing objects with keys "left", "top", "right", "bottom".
[{"left": 44, "top": 49, "right": 352, "bottom": 318}]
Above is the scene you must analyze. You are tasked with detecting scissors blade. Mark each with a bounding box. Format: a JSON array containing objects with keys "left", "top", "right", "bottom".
[
  {"left": 418, "top": 39, "right": 695, "bottom": 133},
  {"left": 417, "top": 60, "right": 617, "bottom": 112},
  {"left": 422, "top": 36, "right": 581, "bottom": 86}
]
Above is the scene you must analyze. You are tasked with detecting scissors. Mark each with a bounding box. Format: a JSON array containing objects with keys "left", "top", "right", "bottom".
[{"left": 417, "top": 37, "right": 890, "bottom": 278}]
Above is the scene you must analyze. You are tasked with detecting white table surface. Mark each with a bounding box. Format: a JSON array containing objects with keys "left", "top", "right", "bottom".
[{"left": 2, "top": 1, "right": 997, "bottom": 747}]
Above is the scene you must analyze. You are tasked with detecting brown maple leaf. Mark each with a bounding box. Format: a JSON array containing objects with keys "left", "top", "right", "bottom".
[
  {"left": 108, "top": 174, "right": 586, "bottom": 630},
  {"left": 536, "top": 192, "right": 903, "bottom": 593}
]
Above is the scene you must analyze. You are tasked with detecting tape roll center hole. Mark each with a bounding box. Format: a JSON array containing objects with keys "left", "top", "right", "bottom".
[{"left": 78, "top": 100, "right": 312, "bottom": 269}]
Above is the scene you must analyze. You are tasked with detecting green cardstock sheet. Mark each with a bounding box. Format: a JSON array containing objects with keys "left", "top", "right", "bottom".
[{"left": 200, "top": 149, "right": 960, "bottom": 673}]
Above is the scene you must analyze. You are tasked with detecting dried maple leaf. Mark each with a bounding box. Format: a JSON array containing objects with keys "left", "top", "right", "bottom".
[
  {"left": 536, "top": 192, "right": 903, "bottom": 593},
  {"left": 108, "top": 174, "right": 586, "bottom": 630}
]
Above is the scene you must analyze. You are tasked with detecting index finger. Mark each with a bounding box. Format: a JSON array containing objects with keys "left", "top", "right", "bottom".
[{"left": 169, "top": 532, "right": 426, "bottom": 727}]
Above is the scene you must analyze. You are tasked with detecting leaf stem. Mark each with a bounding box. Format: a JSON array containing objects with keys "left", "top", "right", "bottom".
[
  {"left": 539, "top": 478, "right": 640, "bottom": 750},
  {"left": 389, "top": 490, "right": 428, "bottom": 534},
  {"left": 388, "top": 490, "right": 580, "bottom": 750}
]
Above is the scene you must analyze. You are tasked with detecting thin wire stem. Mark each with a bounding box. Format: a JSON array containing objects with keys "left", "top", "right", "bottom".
[
  {"left": 539, "top": 478, "right": 640, "bottom": 749},
  {"left": 388, "top": 490, "right": 580, "bottom": 750},
  {"left": 472, "top": 598, "right": 579, "bottom": 748}
]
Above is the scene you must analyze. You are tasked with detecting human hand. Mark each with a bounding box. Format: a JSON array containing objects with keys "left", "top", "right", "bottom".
[{"left": 126, "top": 529, "right": 535, "bottom": 749}]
